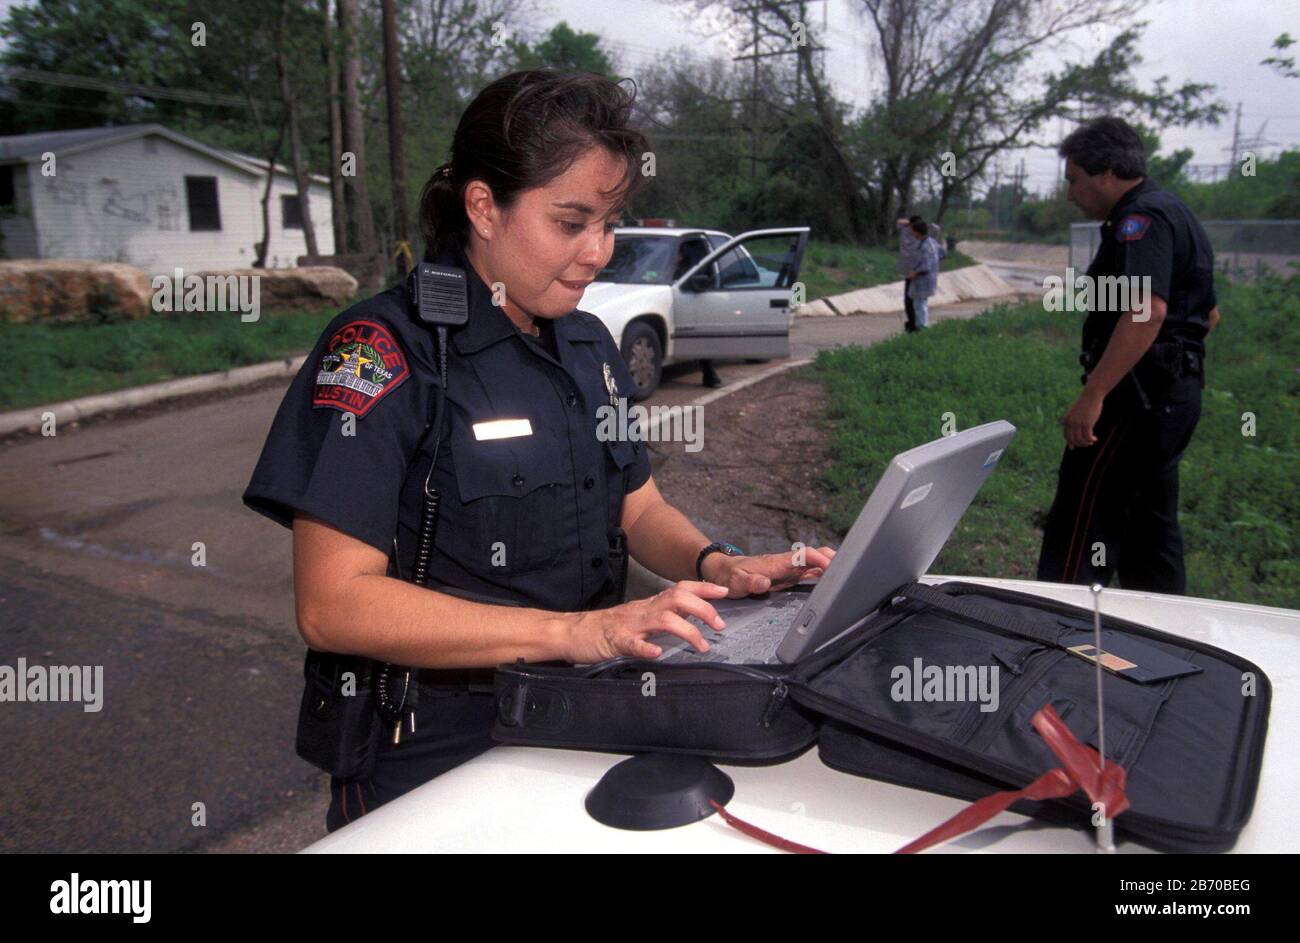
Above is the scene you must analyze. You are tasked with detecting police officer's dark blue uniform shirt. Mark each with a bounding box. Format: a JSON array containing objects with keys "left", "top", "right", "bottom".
[
  {"left": 1081, "top": 177, "right": 1217, "bottom": 359},
  {"left": 243, "top": 240, "right": 652, "bottom": 615}
]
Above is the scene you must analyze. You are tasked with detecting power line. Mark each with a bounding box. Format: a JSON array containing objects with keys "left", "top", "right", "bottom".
[{"left": 0, "top": 65, "right": 267, "bottom": 109}]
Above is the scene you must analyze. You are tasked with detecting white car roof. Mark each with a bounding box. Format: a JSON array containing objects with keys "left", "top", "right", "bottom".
[{"left": 303, "top": 575, "right": 1300, "bottom": 854}]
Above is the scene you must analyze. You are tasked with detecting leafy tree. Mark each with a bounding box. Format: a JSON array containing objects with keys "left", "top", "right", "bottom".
[
  {"left": 508, "top": 21, "right": 613, "bottom": 74},
  {"left": 1262, "top": 32, "right": 1298, "bottom": 79}
]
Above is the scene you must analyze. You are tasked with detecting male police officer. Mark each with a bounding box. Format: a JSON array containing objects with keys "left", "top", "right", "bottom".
[{"left": 1037, "top": 116, "right": 1220, "bottom": 594}]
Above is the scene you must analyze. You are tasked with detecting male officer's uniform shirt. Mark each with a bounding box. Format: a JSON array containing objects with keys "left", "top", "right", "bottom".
[
  {"left": 243, "top": 242, "right": 651, "bottom": 613},
  {"left": 1082, "top": 177, "right": 1217, "bottom": 358}
]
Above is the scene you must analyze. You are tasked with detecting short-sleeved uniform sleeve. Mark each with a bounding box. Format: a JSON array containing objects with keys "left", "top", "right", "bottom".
[
  {"left": 599, "top": 328, "right": 652, "bottom": 495},
  {"left": 243, "top": 311, "right": 430, "bottom": 554},
  {"left": 1117, "top": 211, "right": 1175, "bottom": 303}
]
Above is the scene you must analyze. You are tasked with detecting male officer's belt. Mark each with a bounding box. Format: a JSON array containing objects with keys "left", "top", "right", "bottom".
[{"left": 1080, "top": 337, "right": 1204, "bottom": 380}]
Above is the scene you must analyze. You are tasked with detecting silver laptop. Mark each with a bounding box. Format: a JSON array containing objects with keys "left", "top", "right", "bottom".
[{"left": 649, "top": 420, "right": 1017, "bottom": 665}]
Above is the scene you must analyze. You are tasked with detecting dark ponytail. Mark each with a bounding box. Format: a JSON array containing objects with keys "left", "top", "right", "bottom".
[{"left": 418, "top": 69, "right": 650, "bottom": 261}]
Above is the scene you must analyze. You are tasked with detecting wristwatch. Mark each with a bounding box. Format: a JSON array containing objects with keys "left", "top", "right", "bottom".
[{"left": 696, "top": 541, "right": 744, "bottom": 581}]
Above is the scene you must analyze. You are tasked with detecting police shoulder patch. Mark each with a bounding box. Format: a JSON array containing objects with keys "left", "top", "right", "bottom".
[
  {"left": 312, "top": 319, "right": 410, "bottom": 417},
  {"left": 1117, "top": 214, "right": 1152, "bottom": 242}
]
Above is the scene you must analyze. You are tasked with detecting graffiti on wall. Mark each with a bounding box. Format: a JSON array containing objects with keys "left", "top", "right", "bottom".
[
  {"left": 42, "top": 176, "right": 182, "bottom": 231},
  {"left": 45, "top": 179, "right": 89, "bottom": 208},
  {"left": 101, "top": 184, "right": 181, "bottom": 230}
]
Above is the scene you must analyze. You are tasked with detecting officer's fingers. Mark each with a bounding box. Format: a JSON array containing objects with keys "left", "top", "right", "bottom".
[
  {"left": 650, "top": 611, "right": 710, "bottom": 652},
  {"left": 672, "top": 579, "right": 731, "bottom": 599},
  {"left": 664, "top": 587, "right": 725, "bottom": 630},
  {"left": 623, "top": 635, "right": 663, "bottom": 659},
  {"left": 802, "top": 547, "right": 835, "bottom": 569},
  {"left": 729, "top": 566, "right": 771, "bottom": 596}
]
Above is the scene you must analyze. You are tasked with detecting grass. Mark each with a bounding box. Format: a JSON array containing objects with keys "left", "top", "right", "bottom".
[
  {"left": 1, "top": 306, "right": 341, "bottom": 410},
  {"left": 800, "top": 241, "right": 978, "bottom": 301},
  {"left": 807, "top": 273, "right": 1300, "bottom": 610},
  {"left": 3, "top": 240, "right": 974, "bottom": 411}
]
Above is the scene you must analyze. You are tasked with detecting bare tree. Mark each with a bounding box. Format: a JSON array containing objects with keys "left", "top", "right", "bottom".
[
  {"left": 255, "top": 116, "right": 287, "bottom": 267},
  {"left": 851, "top": 0, "right": 1224, "bottom": 236}
]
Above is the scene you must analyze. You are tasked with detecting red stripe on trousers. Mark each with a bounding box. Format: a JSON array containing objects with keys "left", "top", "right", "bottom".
[{"left": 1063, "top": 422, "right": 1129, "bottom": 582}]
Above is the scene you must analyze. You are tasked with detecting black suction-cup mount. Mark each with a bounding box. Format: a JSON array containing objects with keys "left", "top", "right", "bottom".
[{"left": 585, "top": 753, "right": 735, "bottom": 830}]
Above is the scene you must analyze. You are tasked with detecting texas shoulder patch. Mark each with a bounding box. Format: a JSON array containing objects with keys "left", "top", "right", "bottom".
[
  {"left": 313, "top": 320, "right": 410, "bottom": 417},
  {"left": 1117, "top": 214, "right": 1152, "bottom": 242}
]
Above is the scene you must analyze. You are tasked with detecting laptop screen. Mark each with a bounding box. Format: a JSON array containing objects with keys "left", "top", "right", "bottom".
[{"left": 774, "top": 420, "right": 1017, "bottom": 662}]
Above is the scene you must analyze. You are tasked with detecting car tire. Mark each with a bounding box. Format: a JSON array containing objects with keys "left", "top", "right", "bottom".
[{"left": 620, "top": 321, "right": 662, "bottom": 401}]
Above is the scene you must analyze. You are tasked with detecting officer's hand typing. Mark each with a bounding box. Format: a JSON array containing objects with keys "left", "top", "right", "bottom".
[
  {"left": 701, "top": 546, "right": 837, "bottom": 598},
  {"left": 564, "top": 581, "right": 732, "bottom": 662}
]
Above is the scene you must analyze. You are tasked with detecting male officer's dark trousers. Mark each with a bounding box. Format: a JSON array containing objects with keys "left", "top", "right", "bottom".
[
  {"left": 903, "top": 276, "right": 917, "bottom": 332},
  {"left": 1036, "top": 374, "right": 1202, "bottom": 594}
]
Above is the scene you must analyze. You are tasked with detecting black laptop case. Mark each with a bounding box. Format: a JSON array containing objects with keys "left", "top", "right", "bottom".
[{"left": 493, "top": 579, "right": 1270, "bottom": 852}]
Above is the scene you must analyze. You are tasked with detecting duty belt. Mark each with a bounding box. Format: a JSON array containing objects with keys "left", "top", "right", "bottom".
[{"left": 1079, "top": 339, "right": 1205, "bottom": 381}]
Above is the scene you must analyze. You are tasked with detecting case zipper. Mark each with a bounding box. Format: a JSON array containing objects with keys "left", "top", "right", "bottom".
[{"left": 760, "top": 680, "right": 789, "bottom": 727}]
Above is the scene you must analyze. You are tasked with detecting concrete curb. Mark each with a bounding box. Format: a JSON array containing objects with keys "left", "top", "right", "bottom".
[
  {"left": 628, "top": 355, "right": 815, "bottom": 598},
  {"left": 0, "top": 355, "right": 307, "bottom": 436},
  {"left": 794, "top": 263, "right": 1014, "bottom": 317},
  {"left": 639, "top": 356, "right": 816, "bottom": 440}
]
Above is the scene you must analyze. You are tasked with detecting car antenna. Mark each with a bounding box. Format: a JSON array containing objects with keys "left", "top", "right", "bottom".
[{"left": 1091, "top": 583, "right": 1116, "bottom": 854}]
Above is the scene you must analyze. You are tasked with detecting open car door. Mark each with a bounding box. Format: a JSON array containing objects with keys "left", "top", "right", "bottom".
[{"left": 670, "top": 227, "right": 810, "bottom": 361}]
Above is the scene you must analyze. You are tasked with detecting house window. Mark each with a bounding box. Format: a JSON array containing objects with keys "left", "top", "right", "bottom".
[
  {"left": 281, "top": 194, "right": 303, "bottom": 230},
  {"left": 185, "top": 176, "right": 221, "bottom": 231},
  {"left": 0, "top": 165, "right": 15, "bottom": 209}
]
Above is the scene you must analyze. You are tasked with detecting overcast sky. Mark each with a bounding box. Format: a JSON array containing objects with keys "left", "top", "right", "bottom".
[
  {"left": 554, "top": 0, "right": 1300, "bottom": 194},
  {"left": 2, "top": 0, "right": 1295, "bottom": 195}
]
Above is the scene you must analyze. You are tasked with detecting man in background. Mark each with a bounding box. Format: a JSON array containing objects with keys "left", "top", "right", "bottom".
[
  {"left": 896, "top": 214, "right": 945, "bottom": 332},
  {"left": 906, "top": 219, "right": 941, "bottom": 330}
]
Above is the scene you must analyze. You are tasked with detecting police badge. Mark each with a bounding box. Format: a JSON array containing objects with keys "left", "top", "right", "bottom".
[{"left": 602, "top": 361, "right": 618, "bottom": 408}]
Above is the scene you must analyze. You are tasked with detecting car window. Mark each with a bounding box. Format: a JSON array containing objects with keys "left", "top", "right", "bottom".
[
  {"left": 710, "top": 233, "right": 796, "bottom": 289},
  {"left": 673, "top": 237, "right": 713, "bottom": 281},
  {"left": 705, "top": 234, "right": 761, "bottom": 288},
  {"left": 597, "top": 235, "right": 678, "bottom": 284}
]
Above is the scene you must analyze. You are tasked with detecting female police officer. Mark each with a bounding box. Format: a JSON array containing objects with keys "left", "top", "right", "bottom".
[{"left": 242, "top": 69, "right": 835, "bottom": 831}]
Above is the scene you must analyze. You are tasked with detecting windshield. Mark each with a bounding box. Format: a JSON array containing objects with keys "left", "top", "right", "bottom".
[{"left": 597, "top": 235, "right": 679, "bottom": 285}]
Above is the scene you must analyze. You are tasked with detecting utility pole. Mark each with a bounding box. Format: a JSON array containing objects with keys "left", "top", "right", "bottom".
[
  {"left": 750, "top": 5, "right": 758, "bottom": 178},
  {"left": 731, "top": 2, "right": 828, "bottom": 180},
  {"left": 991, "top": 163, "right": 1001, "bottom": 231},
  {"left": 1227, "top": 101, "right": 1243, "bottom": 170}
]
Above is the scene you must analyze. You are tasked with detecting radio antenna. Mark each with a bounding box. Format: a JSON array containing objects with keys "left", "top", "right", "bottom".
[{"left": 1091, "top": 583, "right": 1115, "bottom": 853}]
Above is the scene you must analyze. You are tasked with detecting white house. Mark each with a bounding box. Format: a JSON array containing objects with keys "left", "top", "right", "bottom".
[{"left": 0, "top": 124, "right": 335, "bottom": 274}]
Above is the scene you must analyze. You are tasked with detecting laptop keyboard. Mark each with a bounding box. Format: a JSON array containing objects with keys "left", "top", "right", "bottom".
[{"left": 662, "top": 602, "right": 803, "bottom": 664}]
